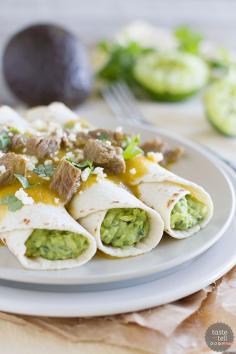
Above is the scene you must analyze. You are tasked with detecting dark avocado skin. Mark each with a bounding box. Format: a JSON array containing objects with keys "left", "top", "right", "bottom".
[{"left": 3, "top": 24, "right": 93, "bottom": 107}]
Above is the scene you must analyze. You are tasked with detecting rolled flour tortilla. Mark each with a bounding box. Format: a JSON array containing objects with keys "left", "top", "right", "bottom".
[
  {"left": 25, "top": 102, "right": 78, "bottom": 125},
  {"left": 69, "top": 179, "right": 164, "bottom": 257},
  {"left": 0, "top": 203, "right": 96, "bottom": 270},
  {"left": 129, "top": 157, "right": 213, "bottom": 239},
  {"left": 0, "top": 106, "right": 30, "bottom": 133}
]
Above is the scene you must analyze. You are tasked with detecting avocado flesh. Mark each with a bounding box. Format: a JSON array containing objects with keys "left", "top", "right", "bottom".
[
  {"left": 25, "top": 229, "right": 89, "bottom": 261},
  {"left": 101, "top": 208, "right": 150, "bottom": 248},
  {"left": 170, "top": 195, "right": 207, "bottom": 231}
]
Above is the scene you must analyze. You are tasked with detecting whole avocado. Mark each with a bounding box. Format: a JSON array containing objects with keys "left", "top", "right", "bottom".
[{"left": 3, "top": 24, "right": 93, "bottom": 107}]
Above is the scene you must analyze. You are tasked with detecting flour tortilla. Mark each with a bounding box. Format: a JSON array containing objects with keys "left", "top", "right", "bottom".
[
  {"left": 0, "top": 106, "right": 30, "bottom": 133},
  {"left": 69, "top": 179, "right": 164, "bottom": 257},
  {"left": 132, "top": 159, "right": 213, "bottom": 238},
  {"left": 25, "top": 102, "right": 78, "bottom": 124},
  {"left": 0, "top": 203, "right": 96, "bottom": 270}
]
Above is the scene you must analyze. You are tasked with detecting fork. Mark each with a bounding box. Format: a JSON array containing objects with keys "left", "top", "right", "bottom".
[{"left": 102, "top": 81, "right": 236, "bottom": 173}]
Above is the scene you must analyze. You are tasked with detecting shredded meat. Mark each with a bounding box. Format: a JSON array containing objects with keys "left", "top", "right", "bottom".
[
  {"left": 88, "top": 129, "right": 126, "bottom": 147},
  {"left": 26, "top": 135, "right": 61, "bottom": 159},
  {"left": 84, "top": 139, "right": 125, "bottom": 174},
  {"left": 161, "top": 147, "right": 184, "bottom": 167},
  {"left": 141, "top": 138, "right": 166, "bottom": 153},
  {"left": 50, "top": 160, "right": 81, "bottom": 203},
  {"left": 74, "top": 132, "right": 89, "bottom": 148},
  {"left": 0, "top": 152, "right": 26, "bottom": 186}
]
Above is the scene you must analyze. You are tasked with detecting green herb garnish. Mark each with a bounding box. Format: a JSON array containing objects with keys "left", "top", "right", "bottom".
[
  {"left": 0, "top": 131, "right": 11, "bottom": 151},
  {"left": 175, "top": 26, "right": 203, "bottom": 54},
  {"left": 98, "top": 41, "right": 153, "bottom": 87},
  {"left": 123, "top": 135, "right": 143, "bottom": 160},
  {"left": 0, "top": 195, "right": 23, "bottom": 212},
  {"left": 66, "top": 159, "right": 94, "bottom": 170},
  {"left": 33, "top": 164, "right": 55, "bottom": 177},
  {"left": 97, "top": 133, "right": 109, "bottom": 141},
  {"left": 14, "top": 174, "right": 31, "bottom": 189}
]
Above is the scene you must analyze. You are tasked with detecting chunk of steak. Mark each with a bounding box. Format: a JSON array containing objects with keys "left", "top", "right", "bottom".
[
  {"left": 84, "top": 139, "right": 125, "bottom": 174},
  {"left": 0, "top": 152, "right": 26, "bottom": 186},
  {"left": 141, "top": 138, "right": 166, "bottom": 153},
  {"left": 50, "top": 160, "right": 81, "bottom": 203},
  {"left": 88, "top": 129, "right": 126, "bottom": 147},
  {"left": 11, "top": 134, "right": 27, "bottom": 150},
  {"left": 26, "top": 135, "right": 61, "bottom": 159},
  {"left": 161, "top": 147, "right": 184, "bottom": 167},
  {"left": 74, "top": 132, "right": 89, "bottom": 148}
]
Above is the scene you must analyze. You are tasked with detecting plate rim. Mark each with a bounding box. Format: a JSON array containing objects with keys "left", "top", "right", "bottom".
[
  {"left": 0, "top": 125, "right": 235, "bottom": 285},
  {"left": 0, "top": 159, "right": 235, "bottom": 317}
]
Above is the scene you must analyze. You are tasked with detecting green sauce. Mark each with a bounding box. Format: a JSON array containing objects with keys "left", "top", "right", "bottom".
[
  {"left": 101, "top": 208, "right": 150, "bottom": 248},
  {"left": 171, "top": 195, "right": 207, "bottom": 231},
  {"left": 25, "top": 229, "right": 89, "bottom": 261}
]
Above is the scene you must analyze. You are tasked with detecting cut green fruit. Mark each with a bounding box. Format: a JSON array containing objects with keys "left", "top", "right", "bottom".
[
  {"left": 205, "top": 78, "right": 236, "bottom": 136},
  {"left": 101, "top": 208, "right": 150, "bottom": 248},
  {"left": 134, "top": 51, "right": 209, "bottom": 101},
  {"left": 25, "top": 229, "right": 89, "bottom": 261}
]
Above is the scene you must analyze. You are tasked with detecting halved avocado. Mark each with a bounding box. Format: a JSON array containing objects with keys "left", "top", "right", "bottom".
[{"left": 3, "top": 24, "right": 93, "bottom": 107}]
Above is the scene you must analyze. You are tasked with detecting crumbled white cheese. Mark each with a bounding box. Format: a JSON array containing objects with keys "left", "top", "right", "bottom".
[
  {"left": 54, "top": 198, "right": 60, "bottom": 204},
  {"left": 74, "top": 149, "right": 84, "bottom": 161},
  {"left": 129, "top": 168, "right": 137, "bottom": 175},
  {"left": 53, "top": 157, "right": 59, "bottom": 162},
  {"left": 105, "top": 140, "right": 112, "bottom": 146},
  {"left": 115, "top": 126, "right": 123, "bottom": 133},
  {"left": 93, "top": 167, "right": 107, "bottom": 181},
  {"left": 73, "top": 122, "right": 82, "bottom": 132},
  {"left": 64, "top": 151, "right": 74, "bottom": 160},
  {"left": 15, "top": 188, "right": 34, "bottom": 205},
  {"left": 68, "top": 133, "right": 76, "bottom": 142},
  {"left": 0, "top": 151, "right": 5, "bottom": 158},
  {"left": 81, "top": 167, "right": 91, "bottom": 182},
  {"left": 0, "top": 165, "right": 6, "bottom": 175},
  {"left": 147, "top": 151, "right": 163, "bottom": 163},
  {"left": 25, "top": 156, "right": 38, "bottom": 171},
  {"left": 44, "top": 159, "right": 53, "bottom": 165}
]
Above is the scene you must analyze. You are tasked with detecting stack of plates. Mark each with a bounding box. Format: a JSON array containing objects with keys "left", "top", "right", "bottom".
[{"left": 0, "top": 126, "right": 235, "bottom": 317}]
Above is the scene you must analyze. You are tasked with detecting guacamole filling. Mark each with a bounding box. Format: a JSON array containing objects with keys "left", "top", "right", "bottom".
[
  {"left": 25, "top": 229, "right": 89, "bottom": 261},
  {"left": 101, "top": 208, "right": 150, "bottom": 248},
  {"left": 170, "top": 195, "right": 207, "bottom": 231}
]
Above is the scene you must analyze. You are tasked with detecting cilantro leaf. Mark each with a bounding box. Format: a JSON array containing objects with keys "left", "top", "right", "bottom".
[
  {"left": 97, "top": 133, "right": 109, "bottom": 141},
  {"left": 0, "top": 195, "right": 23, "bottom": 212},
  {"left": 123, "top": 135, "right": 143, "bottom": 160},
  {"left": 98, "top": 41, "right": 154, "bottom": 86},
  {"left": 175, "top": 26, "right": 203, "bottom": 54},
  {"left": 14, "top": 174, "right": 30, "bottom": 188},
  {"left": 33, "top": 164, "right": 55, "bottom": 177},
  {"left": 67, "top": 159, "right": 94, "bottom": 170},
  {"left": 0, "top": 131, "right": 11, "bottom": 151}
]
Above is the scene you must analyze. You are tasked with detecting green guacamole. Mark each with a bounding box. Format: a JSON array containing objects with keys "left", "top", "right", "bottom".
[
  {"left": 25, "top": 229, "right": 89, "bottom": 261},
  {"left": 101, "top": 208, "right": 150, "bottom": 248},
  {"left": 170, "top": 195, "right": 207, "bottom": 230}
]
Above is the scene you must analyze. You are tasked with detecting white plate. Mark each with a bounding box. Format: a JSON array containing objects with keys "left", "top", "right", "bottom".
[
  {"left": 0, "top": 160, "right": 235, "bottom": 317},
  {"left": 0, "top": 124, "right": 235, "bottom": 285}
]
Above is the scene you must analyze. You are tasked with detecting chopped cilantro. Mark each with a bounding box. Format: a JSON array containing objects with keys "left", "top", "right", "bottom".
[
  {"left": 0, "top": 195, "right": 23, "bottom": 212},
  {"left": 66, "top": 159, "right": 94, "bottom": 170},
  {"left": 33, "top": 164, "right": 55, "bottom": 177},
  {"left": 97, "top": 133, "right": 109, "bottom": 141},
  {"left": 14, "top": 174, "right": 31, "bottom": 188},
  {"left": 123, "top": 135, "right": 143, "bottom": 160},
  {"left": 175, "top": 26, "right": 204, "bottom": 54},
  {"left": 0, "top": 131, "right": 11, "bottom": 151}
]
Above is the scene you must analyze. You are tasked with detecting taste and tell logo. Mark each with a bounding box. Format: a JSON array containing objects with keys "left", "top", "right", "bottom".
[{"left": 205, "top": 322, "right": 234, "bottom": 352}]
